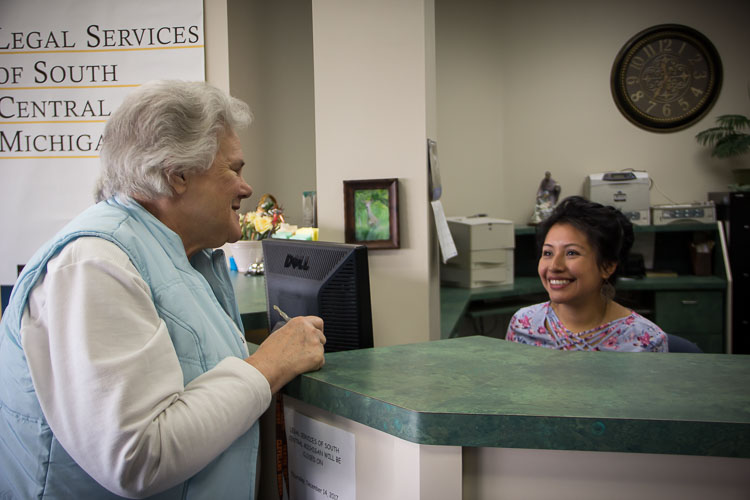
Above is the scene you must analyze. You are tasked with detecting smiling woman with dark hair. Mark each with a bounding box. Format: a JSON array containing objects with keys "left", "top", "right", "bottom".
[{"left": 506, "top": 196, "right": 667, "bottom": 352}]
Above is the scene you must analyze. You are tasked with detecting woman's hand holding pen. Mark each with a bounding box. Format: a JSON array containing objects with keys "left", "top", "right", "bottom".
[{"left": 246, "top": 314, "right": 326, "bottom": 394}]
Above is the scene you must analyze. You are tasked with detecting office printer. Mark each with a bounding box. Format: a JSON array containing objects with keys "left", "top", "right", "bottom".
[{"left": 584, "top": 171, "right": 650, "bottom": 225}]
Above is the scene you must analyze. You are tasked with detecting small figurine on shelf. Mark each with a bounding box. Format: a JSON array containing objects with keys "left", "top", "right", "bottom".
[{"left": 529, "top": 171, "right": 561, "bottom": 225}]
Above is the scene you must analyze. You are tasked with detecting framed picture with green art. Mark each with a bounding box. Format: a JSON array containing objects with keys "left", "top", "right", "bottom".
[{"left": 343, "top": 178, "right": 399, "bottom": 249}]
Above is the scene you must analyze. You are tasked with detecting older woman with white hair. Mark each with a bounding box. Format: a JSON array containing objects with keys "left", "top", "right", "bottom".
[{"left": 0, "top": 81, "right": 325, "bottom": 499}]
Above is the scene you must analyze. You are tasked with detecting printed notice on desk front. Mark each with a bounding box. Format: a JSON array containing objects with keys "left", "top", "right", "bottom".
[{"left": 284, "top": 407, "right": 355, "bottom": 500}]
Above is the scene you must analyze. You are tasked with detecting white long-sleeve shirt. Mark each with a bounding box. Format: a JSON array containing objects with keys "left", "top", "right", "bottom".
[{"left": 20, "top": 237, "right": 272, "bottom": 497}]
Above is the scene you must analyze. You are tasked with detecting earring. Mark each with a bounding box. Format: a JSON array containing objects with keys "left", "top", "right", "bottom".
[{"left": 600, "top": 280, "right": 615, "bottom": 301}]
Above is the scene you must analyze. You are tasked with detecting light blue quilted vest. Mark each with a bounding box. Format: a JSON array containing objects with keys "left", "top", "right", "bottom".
[{"left": 0, "top": 196, "right": 259, "bottom": 499}]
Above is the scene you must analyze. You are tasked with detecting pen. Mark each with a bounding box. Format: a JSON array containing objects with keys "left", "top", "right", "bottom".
[{"left": 273, "top": 304, "right": 291, "bottom": 322}]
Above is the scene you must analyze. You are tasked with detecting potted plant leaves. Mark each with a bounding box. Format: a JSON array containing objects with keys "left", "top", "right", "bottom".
[{"left": 695, "top": 113, "right": 750, "bottom": 187}]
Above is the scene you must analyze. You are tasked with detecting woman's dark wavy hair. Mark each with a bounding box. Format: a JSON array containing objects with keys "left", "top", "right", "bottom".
[{"left": 536, "top": 196, "right": 634, "bottom": 281}]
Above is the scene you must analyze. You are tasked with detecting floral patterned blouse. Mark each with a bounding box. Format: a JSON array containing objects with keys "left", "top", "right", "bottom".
[{"left": 506, "top": 302, "right": 668, "bottom": 352}]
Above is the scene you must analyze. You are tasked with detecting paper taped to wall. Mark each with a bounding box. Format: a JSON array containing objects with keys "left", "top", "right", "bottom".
[{"left": 431, "top": 200, "right": 457, "bottom": 264}]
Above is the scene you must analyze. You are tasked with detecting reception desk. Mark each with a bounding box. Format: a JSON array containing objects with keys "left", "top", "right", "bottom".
[
  {"left": 277, "top": 336, "right": 749, "bottom": 499},
  {"left": 230, "top": 271, "right": 748, "bottom": 498}
]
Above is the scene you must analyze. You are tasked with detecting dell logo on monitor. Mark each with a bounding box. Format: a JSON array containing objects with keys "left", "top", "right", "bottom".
[{"left": 284, "top": 254, "right": 310, "bottom": 271}]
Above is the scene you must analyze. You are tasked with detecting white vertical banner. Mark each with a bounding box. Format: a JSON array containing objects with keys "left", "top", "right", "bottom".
[{"left": 0, "top": 0, "right": 205, "bottom": 285}]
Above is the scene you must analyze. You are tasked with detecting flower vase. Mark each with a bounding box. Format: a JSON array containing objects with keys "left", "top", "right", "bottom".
[{"left": 228, "top": 240, "right": 263, "bottom": 273}]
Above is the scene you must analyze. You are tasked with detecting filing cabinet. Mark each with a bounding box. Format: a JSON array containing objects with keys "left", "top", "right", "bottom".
[
  {"left": 654, "top": 291, "right": 724, "bottom": 353},
  {"left": 441, "top": 217, "right": 514, "bottom": 288},
  {"left": 728, "top": 192, "right": 749, "bottom": 353}
]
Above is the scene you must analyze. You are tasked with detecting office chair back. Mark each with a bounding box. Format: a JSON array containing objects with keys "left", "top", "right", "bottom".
[{"left": 666, "top": 333, "right": 703, "bottom": 353}]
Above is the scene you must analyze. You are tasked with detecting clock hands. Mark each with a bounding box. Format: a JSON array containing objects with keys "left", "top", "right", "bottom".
[
  {"left": 612, "top": 24, "right": 721, "bottom": 131},
  {"left": 653, "top": 60, "right": 669, "bottom": 99}
]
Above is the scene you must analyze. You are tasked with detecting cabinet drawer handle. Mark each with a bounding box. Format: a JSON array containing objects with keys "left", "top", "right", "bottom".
[{"left": 681, "top": 300, "right": 698, "bottom": 305}]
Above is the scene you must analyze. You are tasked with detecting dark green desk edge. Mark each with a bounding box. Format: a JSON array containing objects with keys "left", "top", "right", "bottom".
[
  {"left": 441, "top": 275, "right": 728, "bottom": 338},
  {"left": 283, "top": 336, "right": 750, "bottom": 458},
  {"left": 229, "top": 271, "right": 268, "bottom": 331}
]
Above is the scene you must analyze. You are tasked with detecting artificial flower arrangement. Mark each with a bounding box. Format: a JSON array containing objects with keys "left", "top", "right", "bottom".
[{"left": 239, "top": 194, "right": 285, "bottom": 240}]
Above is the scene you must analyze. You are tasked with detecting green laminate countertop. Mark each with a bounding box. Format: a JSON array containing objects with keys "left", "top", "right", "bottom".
[
  {"left": 229, "top": 271, "right": 268, "bottom": 330},
  {"left": 283, "top": 336, "right": 750, "bottom": 458}
]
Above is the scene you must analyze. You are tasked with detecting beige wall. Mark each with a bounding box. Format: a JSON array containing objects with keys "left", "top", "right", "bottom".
[
  {"left": 436, "top": 0, "right": 750, "bottom": 224},
  {"left": 211, "top": 0, "right": 749, "bottom": 346},
  {"left": 224, "top": 0, "right": 316, "bottom": 224},
  {"left": 218, "top": 0, "right": 440, "bottom": 347},
  {"left": 203, "top": 0, "right": 229, "bottom": 92},
  {"left": 217, "top": 0, "right": 750, "bottom": 227},
  {"left": 311, "top": 0, "right": 440, "bottom": 346}
]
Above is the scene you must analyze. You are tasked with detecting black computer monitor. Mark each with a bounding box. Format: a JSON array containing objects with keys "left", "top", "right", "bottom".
[{"left": 262, "top": 239, "right": 374, "bottom": 352}]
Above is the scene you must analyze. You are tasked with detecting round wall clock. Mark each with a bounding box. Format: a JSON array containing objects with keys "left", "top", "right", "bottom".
[{"left": 610, "top": 24, "right": 722, "bottom": 132}]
